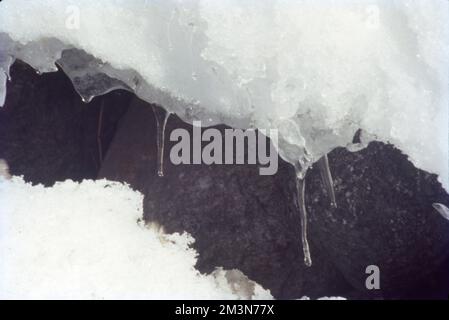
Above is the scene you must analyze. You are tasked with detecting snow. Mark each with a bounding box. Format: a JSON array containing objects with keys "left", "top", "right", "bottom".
[
  {"left": 0, "top": 0, "right": 448, "bottom": 188},
  {"left": 0, "top": 177, "right": 273, "bottom": 300},
  {"left": 433, "top": 202, "right": 449, "bottom": 221}
]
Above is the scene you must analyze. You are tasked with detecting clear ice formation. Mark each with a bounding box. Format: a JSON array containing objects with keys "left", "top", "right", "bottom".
[
  {"left": 318, "top": 154, "right": 337, "bottom": 208},
  {"left": 0, "top": 37, "right": 14, "bottom": 106},
  {"left": 0, "top": 72, "right": 6, "bottom": 107},
  {"left": 152, "top": 106, "right": 171, "bottom": 177},
  {"left": 1, "top": 0, "right": 447, "bottom": 189},
  {"left": 295, "top": 153, "right": 335, "bottom": 266},
  {"left": 56, "top": 49, "right": 132, "bottom": 103},
  {"left": 296, "top": 174, "right": 312, "bottom": 267}
]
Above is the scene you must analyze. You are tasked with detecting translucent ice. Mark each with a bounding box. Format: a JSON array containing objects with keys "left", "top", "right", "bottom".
[
  {"left": 318, "top": 154, "right": 337, "bottom": 208},
  {"left": 0, "top": 0, "right": 448, "bottom": 190},
  {"left": 0, "top": 72, "right": 6, "bottom": 107},
  {"left": 295, "top": 175, "right": 312, "bottom": 267},
  {"left": 153, "top": 105, "right": 171, "bottom": 177},
  {"left": 0, "top": 35, "right": 14, "bottom": 106}
]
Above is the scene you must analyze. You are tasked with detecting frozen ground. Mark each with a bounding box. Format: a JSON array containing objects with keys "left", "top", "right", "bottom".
[{"left": 0, "top": 177, "right": 273, "bottom": 300}]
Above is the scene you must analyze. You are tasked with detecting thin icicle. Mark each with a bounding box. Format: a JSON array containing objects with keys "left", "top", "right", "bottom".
[
  {"left": 0, "top": 72, "right": 6, "bottom": 107},
  {"left": 0, "top": 53, "right": 14, "bottom": 107},
  {"left": 318, "top": 154, "right": 337, "bottom": 208},
  {"left": 152, "top": 106, "right": 171, "bottom": 177},
  {"left": 295, "top": 168, "right": 312, "bottom": 267}
]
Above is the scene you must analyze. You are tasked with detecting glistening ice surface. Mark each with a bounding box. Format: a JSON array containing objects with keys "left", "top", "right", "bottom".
[{"left": 0, "top": 0, "right": 448, "bottom": 188}]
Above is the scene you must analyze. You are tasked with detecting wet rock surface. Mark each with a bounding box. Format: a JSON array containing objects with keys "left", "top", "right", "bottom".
[{"left": 2, "top": 62, "right": 449, "bottom": 299}]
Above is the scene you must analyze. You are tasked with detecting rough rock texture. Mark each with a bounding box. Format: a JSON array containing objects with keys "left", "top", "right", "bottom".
[
  {"left": 0, "top": 61, "right": 131, "bottom": 185},
  {"left": 99, "top": 98, "right": 355, "bottom": 299},
  {"left": 2, "top": 62, "right": 449, "bottom": 299},
  {"left": 307, "top": 144, "right": 449, "bottom": 299},
  {"left": 99, "top": 99, "right": 449, "bottom": 299}
]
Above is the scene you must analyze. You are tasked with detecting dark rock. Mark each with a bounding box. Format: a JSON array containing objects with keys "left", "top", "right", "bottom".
[
  {"left": 308, "top": 143, "right": 449, "bottom": 299},
  {"left": 0, "top": 61, "right": 132, "bottom": 185},
  {"left": 99, "top": 98, "right": 352, "bottom": 299},
  {"left": 99, "top": 98, "right": 449, "bottom": 299}
]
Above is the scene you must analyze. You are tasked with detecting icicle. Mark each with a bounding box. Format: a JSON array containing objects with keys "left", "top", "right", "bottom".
[
  {"left": 318, "top": 154, "right": 337, "bottom": 208},
  {"left": 295, "top": 170, "right": 312, "bottom": 267},
  {"left": 152, "top": 106, "right": 171, "bottom": 177},
  {"left": 294, "top": 160, "right": 312, "bottom": 267},
  {"left": 1, "top": 57, "right": 14, "bottom": 81},
  {"left": 0, "top": 72, "right": 6, "bottom": 107},
  {"left": 56, "top": 49, "right": 130, "bottom": 104},
  {"left": 0, "top": 53, "right": 14, "bottom": 107}
]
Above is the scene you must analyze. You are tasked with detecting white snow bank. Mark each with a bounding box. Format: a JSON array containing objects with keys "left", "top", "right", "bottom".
[
  {"left": 0, "top": 0, "right": 448, "bottom": 188},
  {"left": 0, "top": 177, "right": 272, "bottom": 300}
]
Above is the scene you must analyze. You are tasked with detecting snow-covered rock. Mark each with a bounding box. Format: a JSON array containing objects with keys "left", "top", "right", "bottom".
[{"left": 0, "top": 0, "right": 447, "bottom": 187}]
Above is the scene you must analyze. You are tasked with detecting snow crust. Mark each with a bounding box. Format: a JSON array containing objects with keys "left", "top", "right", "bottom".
[
  {"left": 0, "top": 0, "right": 448, "bottom": 187},
  {"left": 0, "top": 177, "right": 272, "bottom": 300}
]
